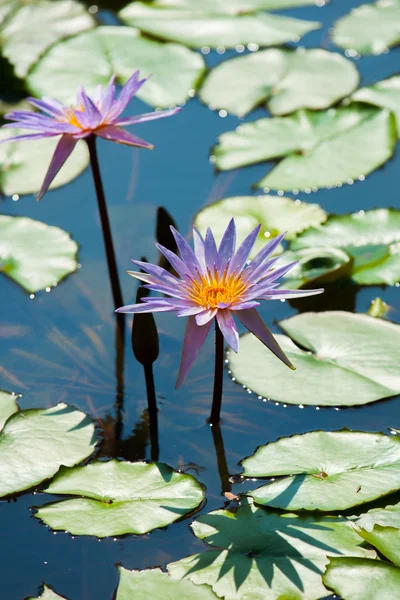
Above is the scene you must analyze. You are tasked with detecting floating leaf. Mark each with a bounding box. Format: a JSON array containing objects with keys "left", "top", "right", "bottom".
[
  {"left": 278, "top": 247, "right": 353, "bottom": 289},
  {"left": 0, "top": 128, "right": 89, "bottom": 197},
  {"left": 119, "top": 1, "right": 320, "bottom": 49},
  {"left": 350, "top": 501, "right": 400, "bottom": 532},
  {"left": 0, "top": 403, "right": 97, "bottom": 498},
  {"left": 116, "top": 567, "right": 217, "bottom": 599},
  {"left": 291, "top": 209, "right": 400, "bottom": 286},
  {"left": 200, "top": 48, "right": 358, "bottom": 117},
  {"left": 27, "top": 584, "right": 68, "bottom": 600},
  {"left": 352, "top": 75, "right": 400, "bottom": 137},
  {"left": 0, "top": 0, "right": 95, "bottom": 78},
  {"left": 168, "top": 498, "right": 373, "bottom": 600},
  {"left": 0, "top": 390, "right": 19, "bottom": 431},
  {"left": 359, "top": 525, "right": 400, "bottom": 566},
  {"left": 142, "top": 0, "right": 319, "bottom": 10},
  {"left": 0, "top": 216, "right": 78, "bottom": 293},
  {"left": 241, "top": 430, "right": 400, "bottom": 511},
  {"left": 214, "top": 106, "right": 397, "bottom": 191},
  {"left": 323, "top": 556, "right": 400, "bottom": 600},
  {"left": 35, "top": 459, "right": 205, "bottom": 537},
  {"left": 229, "top": 311, "right": 400, "bottom": 405},
  {"left": 194, "top": 195, "right": 327, "bottom": 258},
  {"left": 332, "top": 0, "right": 400, "bottom": 55},
  {"left": 27, "top": 26, "right": 205, "bottom": 108}
]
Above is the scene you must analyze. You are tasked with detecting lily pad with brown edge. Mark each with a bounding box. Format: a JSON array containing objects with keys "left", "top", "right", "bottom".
[
  {"left": 35, "top": 459, "right": 205, "bottom": 537},
  {"left": 116, "top": 567, "right": 218, "bottom": 599},
  {"left": 228, "top": 311, "right": 400, "bottom": 406}
]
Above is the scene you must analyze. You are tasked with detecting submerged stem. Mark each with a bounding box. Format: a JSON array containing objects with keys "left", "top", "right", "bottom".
[
  {"left": 86, "top": 135, "right": 123, "bottom": 310},
  {"left": 209, "top": 321, "right": 224, "bottom": 425},
  {"left": 210, "top": 422, "right": 232, "bottom": 495},
  {"left": 144, "top": 363, "right": 159, "bottom": 462}
]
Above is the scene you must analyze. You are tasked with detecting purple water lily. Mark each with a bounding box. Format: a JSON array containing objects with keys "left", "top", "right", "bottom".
[
  {"left": 117, "top": 219, "right": 323, "bottom": 390},
  {"left": 1, "top": 70, "right": 180, "bottom": 200}
]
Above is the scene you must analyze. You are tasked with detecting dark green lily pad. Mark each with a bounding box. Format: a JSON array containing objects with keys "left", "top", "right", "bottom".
[
  {"left": 332, "top": 0, "right": 400, "bottom": 55},
  {"left": 27, "top": 26, "right": 205, "bottom": 108},
  {"left": 350, "top": 501, "right": 400, "bottom": 531},
  {"left": 0, "top": 216, "right": 78, "bottom": 293},
  {"left": 168, "top": 498, "right": 373, "bottom": 600},
  {"left": 279, "top": 247, "right": 353, "bottom": 289},
  {"left": 200, "top": 48, "right": 359, "bottom": 116},
  {"left": 0, "top": 403, "right": 97, "bottom": 498},
  {"left": 116, "top": 567, "right": 218, "bottom": 599},
  {"left": 242, "top": 431, "right": 400, "bottom": 511},
  {"left": 36, "top": 460, "right": 205, "bottom": 537},
  {"left": 352, "top": 75, "right": 400, "bottom": 137},
  {"left": 27, "top": 584, "right": 68, "bottom": 600},
  {"left": 119, "top": 0, "right": 320, "bottom": 49},
  {"left": 0, "top": 0, "right": 95, "bottom": 78},
  {"left": 228, "top": 311, "right": 400, "bottom": 405},
  {"left": 214, "top": 105, "right": 397, "bottom": 191},
  {"left": 0, "top": 390, "right": 19, "bottom": 431},
  {"left": 194, "top": 194, "right": 327, "bottom": 258}
]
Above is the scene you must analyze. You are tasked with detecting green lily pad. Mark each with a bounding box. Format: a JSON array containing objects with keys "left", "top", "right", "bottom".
[
  {"left": 350, "top": 501, "right": 400, "bottom": 532},
  {"left": 27, "top": 26, "right": 205, "bottom": 108},
  {"left": 0, "top": 390, "right": 19, "bottom": 431},
  {"left": 323, "top": 556, "right": 400, "bottom": 600},
  {"left": 241, "top": 431, "right": 400, "bottom": 511},
  {"left": 168, "top": 498, "right": 373, "bottom": 600},
  {"left": 0, "top": 0, "right": 95, "bottom": 78},
  {"left": 279, "top": 247, "right": 353, "bottom": 289},
  {"left": 200, "top": 48, "right": 359, "bottom": 117},
  {"left": 0, "top": 403, "right": 97, "bottom": 498},
  {"left": 0, "top": 216, "right": 78, "bottom": 293},
  {"left": 116, "top": 567, "right": 217, "bottom": 599},
  {"left": 359, "top": 525, "right": 400, "bottom": 566},
  {"left": 214, "top": 105, "right": 397, "bottom": 191},
  {"left": 291, "top": 209, "right": 400, "bottom": 286},
  {"left": 27, "top": 584, "right": 68, "bottom": 600},
  {"left": 119, "top": 1, "right": 320, "bottom": 49},
  {"left": 0, "top": 128, "right": 89, "bottom": 197},
  {"left": 194, "top": 194, "right": 327, "bottom": 258},
  {"left": 332, "top": 0, "right": 400, "bottom": 55},
  {"left": 352, "top": 75, "right": 400, "bottom": 137},
  {"left": 35, "top": 459, "right": 205, "bottom": 537},
  {"left": 228, "top": 311, "right": 400, "bottom": 406},
  {"left": 142, "top": 0, "right": 319, "bottom": 11}
]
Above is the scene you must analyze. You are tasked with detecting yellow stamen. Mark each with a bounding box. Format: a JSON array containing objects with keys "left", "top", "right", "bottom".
[
  {"left": 188, "top": 271, "right": 247, "bottom": 309},
  {"left": 64, "top": 105, "right": 85, "bottom": 129}
]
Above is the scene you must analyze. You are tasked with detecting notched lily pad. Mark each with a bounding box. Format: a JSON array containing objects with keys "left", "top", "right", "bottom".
[
  {"left": 352, "top": 75, "right": 400, "bottom": 137},
  {"left": 27, "top": 584, "right": 69, "bottom": 600},
  {"left": 228, "top": 311, "right": 400, "bottom": 405},
  {"left": 0, "top": 389, "right": 19, "bottom": 431},
  {"left": 349, "top": 501, "right": 400, "bottom": 532},
  {"left": 358, "top": 524, "right": 400, "bottom": 566},
  {"left": 0, "top": 216, "right": 78, "bottom": 293},
  {"left": 241, "top": 430, "right": 400, "bottom": 511},
  {"left": 116, "top": 567, "right": 218, "bottom": 599},
  {"left": 35, "top": 459, "right": 205, "bottom": 537}
]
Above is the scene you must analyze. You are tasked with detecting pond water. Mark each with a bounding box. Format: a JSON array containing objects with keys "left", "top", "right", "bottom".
[{"left": 1, "top": 0, "right": 400, "bottom": 598}]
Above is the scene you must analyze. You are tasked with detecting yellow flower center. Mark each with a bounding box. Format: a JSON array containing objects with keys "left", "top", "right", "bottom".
[
  {"left": 188, "top": 272, "right": 247, "bottom": 309},
  {"left": 64, "top": 105, "right": 85, "bottom": 129}
]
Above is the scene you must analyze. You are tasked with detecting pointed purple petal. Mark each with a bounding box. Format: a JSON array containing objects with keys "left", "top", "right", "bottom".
[
  {"left": 95, "top": 125, "right": 154, "bottom": 149},
  {"left": 196, "top": 309, "right": 217, "bottom": 326},
  {"left": 37, "top": 135, "right": 78, "bottom": 201},
  {"left": 170, "top": 226, "right": 202, "bottom": 274},
  {"left": 176, "top": 305, "right": 204, "bottom": 317},
  {"left": 248, "top": 233, "right": 286, "bottom": 272},
  {"left": 229, "top": 300, "right": 260, "bottom": 310},
  {"left": 204, "top": 227, "right": 218, "bottom": 273},
  {"left": 132, "top": 259, "right": 181, "bottom": 286},
  {"left": 244, "top": 256, "right": 281, "bottom": 286},
  {"left": 155, "top": 244, "right": 192, "bottom": 279},
  {"left": 216, "top": 310, "right": 239, "bottom": 352},
  {"left": 260, "top": 288, "right": 324, "bottom": 300},
  {"left": 27, "top": 98, "right": 65, "bottom": 118},
  {"left": 193, "top": 227, "right": 206, "bottom": 273},
  {"left": 0, "top": 132, "right": 57, "bottom": 143},
  {"left": 228, "top": 224, "right": 261, "bottom": 276},
  {"left": 108, "top": 71, "right": 148, "bottom": 120},
  {"left": 176, "top": 316, "right": 212, "bottom": 388},
  {"left": 116, "top": 107, "right": 181, "bottom": 126},
  {"left": 81, "top": 89, "right": 102, "bottom": 128},
  {"left": 116, "top": 299, "right": 179, "bottom": 314},
  {"left": 217, "top": 218, "right": 236, "bottom": 272},
  {"left": 102, "top": 75, "right": 117, "bottom": 116}
]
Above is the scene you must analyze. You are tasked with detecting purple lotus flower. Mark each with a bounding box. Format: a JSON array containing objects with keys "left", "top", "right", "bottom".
[
  {"left": 117, "top": 219, "right": 323, "bottom": 388},
  {"left": 1, "top": 71, "right": 180, "bottom": 200}
]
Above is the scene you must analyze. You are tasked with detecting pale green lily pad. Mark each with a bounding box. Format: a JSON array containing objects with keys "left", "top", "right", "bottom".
[
  {"left": 332, "top": 0, "right": 400, "bottom": 55},
  {"left": 0, "top": 128, "right": 89, "bottom": 197},
  {"left": 352, "top": 75, "right": 400, "bottom": 137},
  {"left": 168, "top": 498, "right": 373, "bottom": 600},
  {"left": 0, "top": 403, "right": 97, "bottom": 498},
  {"left": 229, "top": 311, "right": 400, "bottom": 406},
  {"left": 116, "top": 567, "right": 217, "bottom": 599},
  {"left": 291, "top": 209, "right": 400, "bottom": 286},
  {"left": 194, "top": 195, "right": 327, "bottom": 258},
  {"left": 350, "top": 501, "right": 400, "bottom": 531},
  {"left": 0, "top": 0, "right": 95, "bottom": 78},
  {"left": 214, "top": 106, "right": 397, "bottom": 191},
  {"left": 359, "top": 525, "right": 400, "bottom": 566},
  {"left": 242, "top": 431, "right": 400, "bottom": 511},
  {"left": 119, "top": 1, "right": 320, "bottom": 49},
  {"left": 27, "top": 26, "right": 205, "bottom": 108},
  {"left": 27, "top": 584, "right": 68, "bottom": 600},
  {"left": 0, "top": 216, "right": 78, "bottom": 293},
  {"left": 0, "top": 390, "right": 19, "bottom": 431},
  {"left": 323, "top": 556, "right": 400, "bottom": 600},
  {"left": 201, "top": 48, "right": 359, "bottom": 117},
  {"left": 35, "top": 459, "right": 205, "bottom": 537},
  {"left": 144, "top": 0, "right": 319, "bottom": 11}
]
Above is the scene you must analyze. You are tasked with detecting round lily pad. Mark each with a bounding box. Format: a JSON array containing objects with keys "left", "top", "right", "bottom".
[
  {"left": 0, "top": 403, "right": 97, "bottom": 498},
  {"left": 0, "top": 390, "right": 19, "bottom": 431},
  {"left": 0, "top": 0, "right": 95, "bottom": 78},
  {"left": 27, "top": 584, "right": 68, "bottom": 600},
  {"left": 0, "top": 128, "right": 89, "bottom": 197},
  {"left": 350, "top": 501, "right": 400, "bottom": 532},
  {"left": 168, "top": 498, "right": 373, "bottom": 600},
  {"left": 194, "top": 194, "right": 327, "bottom": 258},
  {"left": 27, "top": 26, "right": 205, "bottom": 108},
  {"left": 352, "top": 75, "right": 400, "bottom": 137},
  {"left": 119, "top": 1, "right": 320, "bottom": 49},
  {"left": 241, "top": 430, "right": 400, "bottom": 511},
  {"left": 0, "top": 216, "right": 78, "bottom": 293},
  {"left": 228, "top": 311, "right": 400, "bottom": 406},
  {"left": 35, "top": 459, "right": 205, "bottom": 537},
  {"left": 116, "top": 567, "right": 218, "bottom": 599},
  {"left": 214, "top": 105, "right": 397, "bottom": 191},
  {"left": 332, "top": 0, "right": 400, "bottom": 55},
  {"left": 200, "top": 48, "right": 359, "bottom": 117}
]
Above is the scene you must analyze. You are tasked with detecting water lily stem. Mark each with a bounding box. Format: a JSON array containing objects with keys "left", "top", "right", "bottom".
[
  {"left": 209, "top": 322, "right": 224, "bottom": 424},
  {"left": 144, "top": 363, "right": 159, "bottom": 461},
  {"left": 210, "top": 422, "right": 232, "bottom": 494},
  {"left": 87, "top": 135, "right": 124, "bottom": 310}
]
